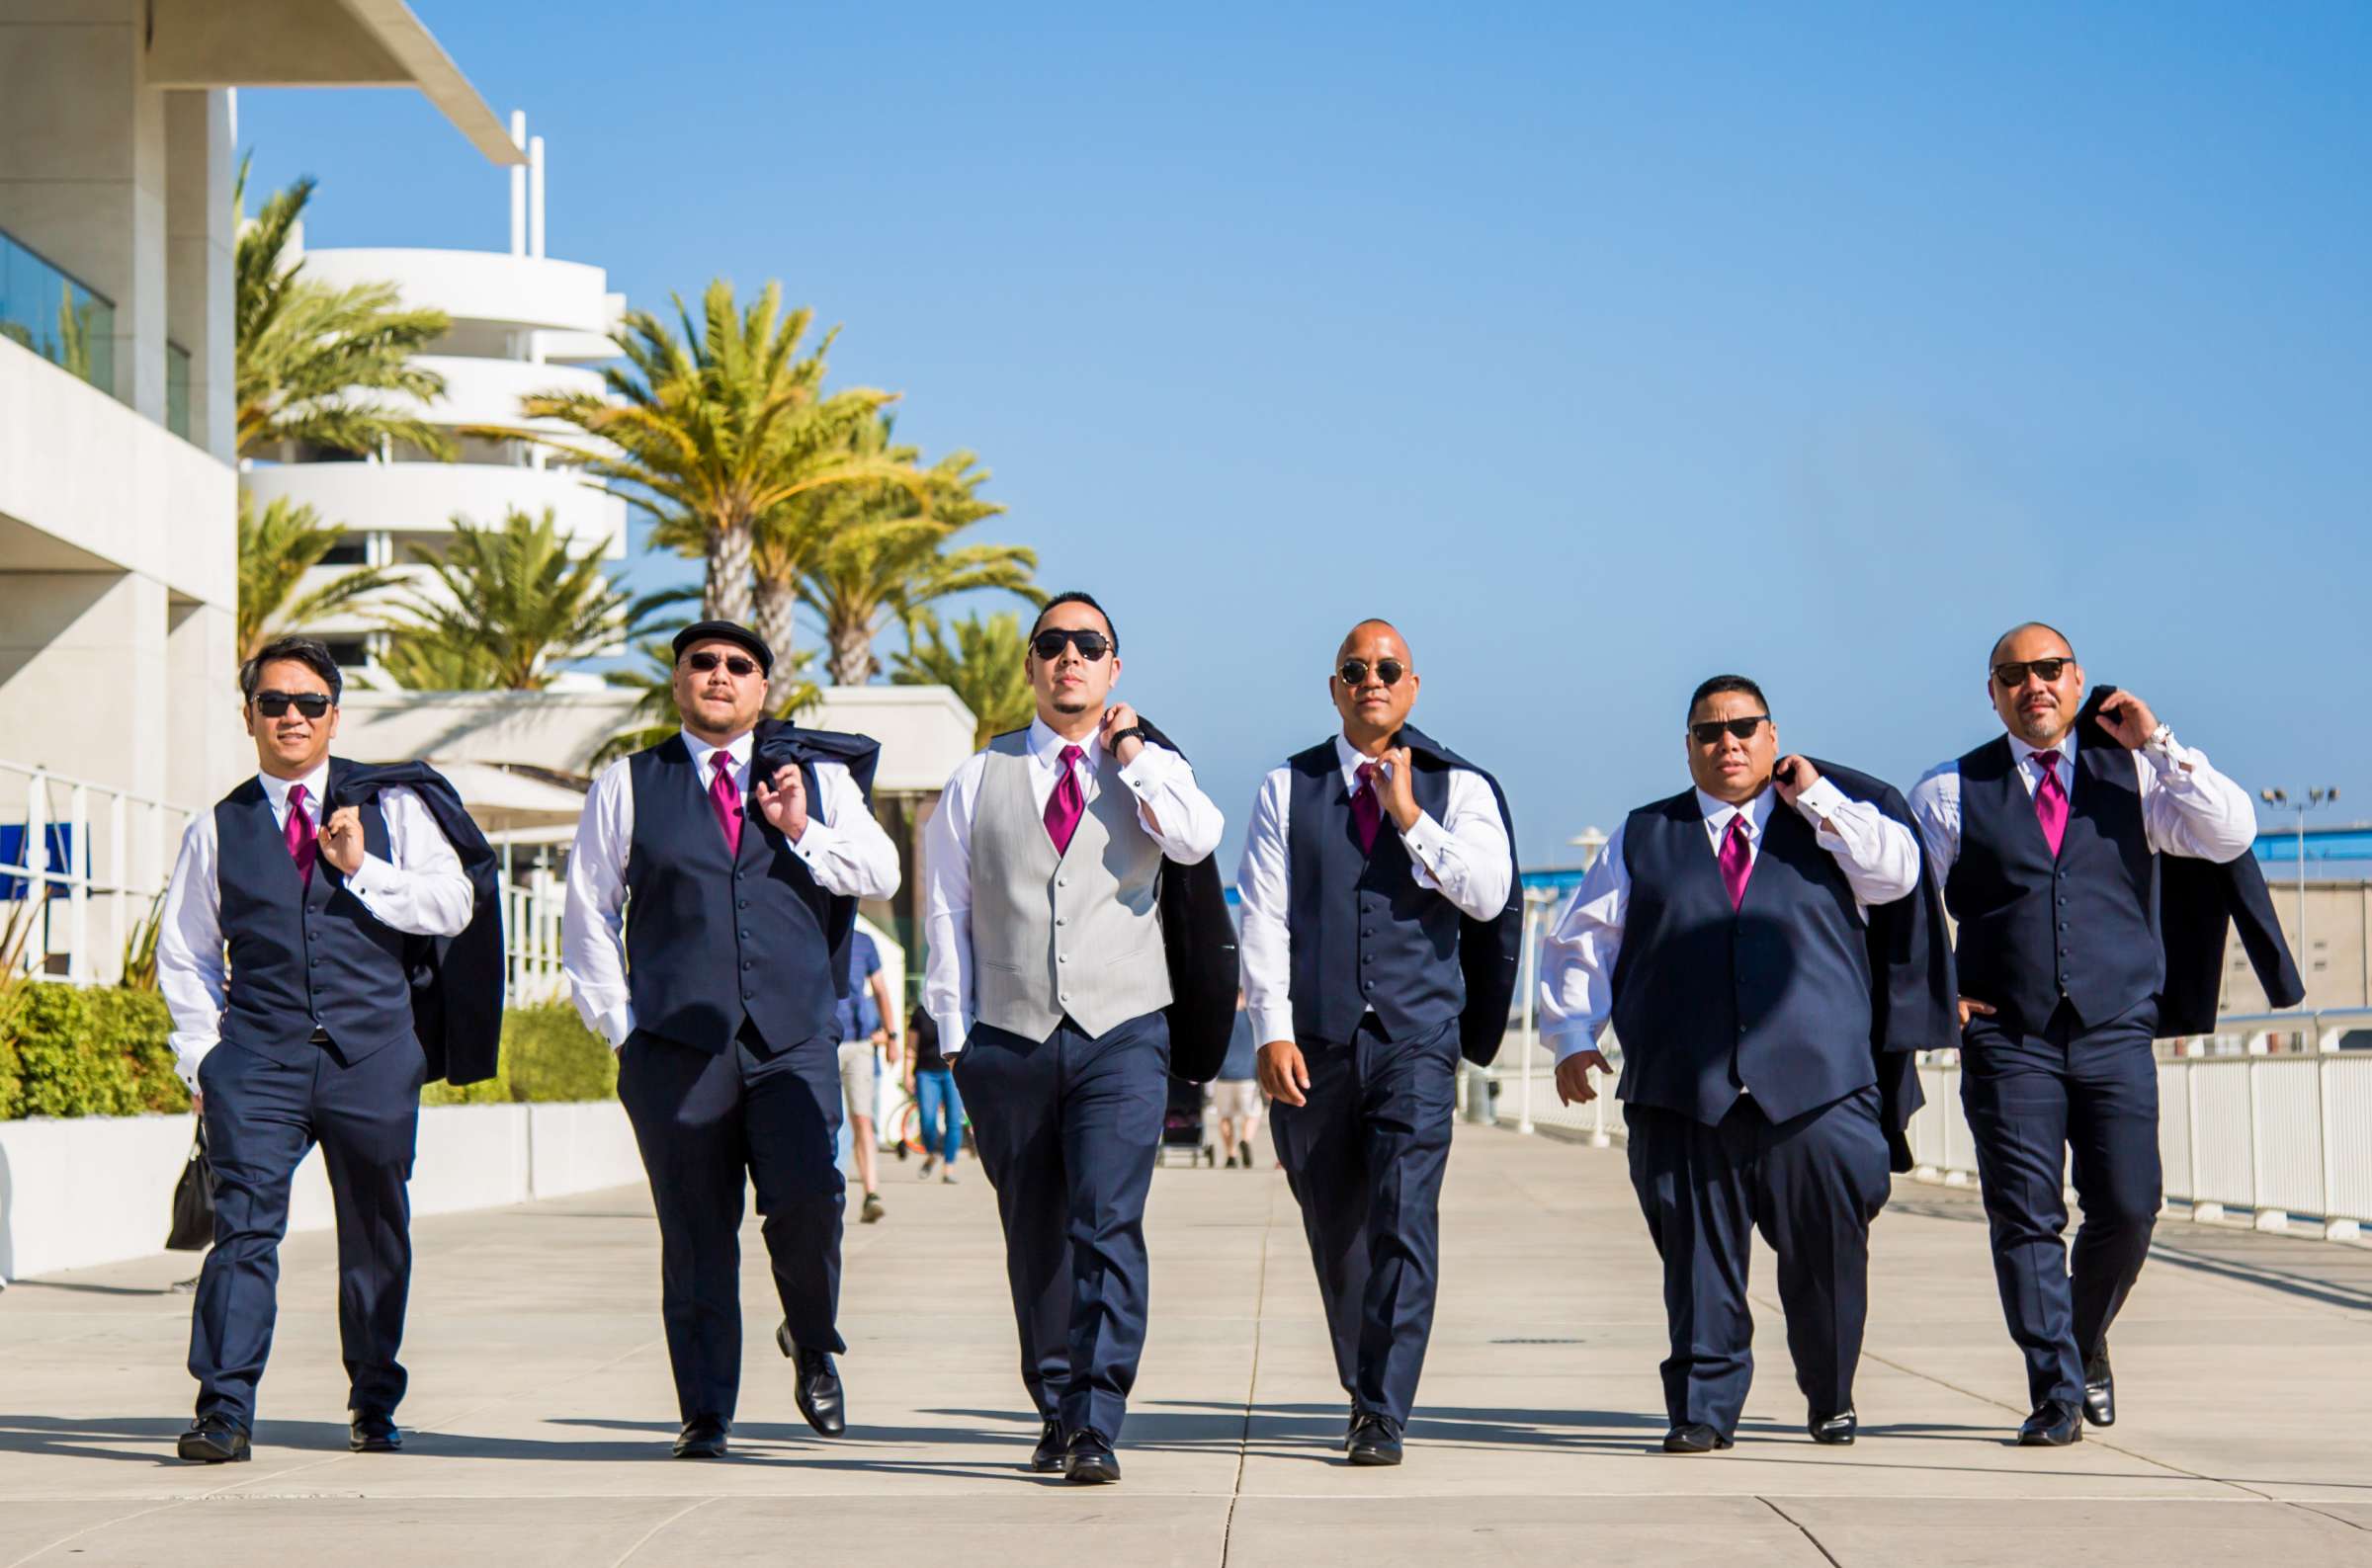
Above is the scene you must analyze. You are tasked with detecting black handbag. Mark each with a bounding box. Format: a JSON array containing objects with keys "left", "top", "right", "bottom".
[{"left": 166, "top": 1122, "right": 215, "bottom": 1252}]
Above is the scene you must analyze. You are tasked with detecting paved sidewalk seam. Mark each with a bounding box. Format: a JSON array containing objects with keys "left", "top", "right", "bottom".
[
  {"left": 4, "top": 1499, "right": 187, "bottom": 1568},
  {"left": 607, "top": 1495, "right": 718, "bottom": 1567},
  {"left": 1757, "top": 1496, "right": 1843, "bottom": 1567},
  {"left": 1218, "top": 1183, "right": 1280, "bottom": 1568}
]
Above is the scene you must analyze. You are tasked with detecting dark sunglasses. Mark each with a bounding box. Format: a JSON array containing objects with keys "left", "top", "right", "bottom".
[
  {"left": 252, "top": 691, "right": 332, "bottom": 718},
  {"left": 1689, "top": 715, "right": 1769, "bottom": 746},
  {"left": 684, "top": 650, "right": 761, "bottom": 678},
  {"left": 1992, "top": 657, "right": 2073, "bottom": 689},
  {"left": 1031, "top": 627, "right": 1112, "bottom": 662},
  {"left": 1337, "top": 658, "right": 1406, "bottom": 688}
]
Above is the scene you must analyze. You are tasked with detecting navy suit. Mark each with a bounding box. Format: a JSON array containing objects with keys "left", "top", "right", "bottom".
[
  {"left": 1267, "top": 740, "right": 1479, "bottom": 1428},
  {"left": 1946, "top": 736, "right": 2163, "bottom": 1411},
  {"left": 615, "top": 737, "right": 848, "bottom": 1426},
  {"left": 1612, "top": 792, "right": 1896, "bottom": 1436},
  {"left": 189, "top": 767, "right": 425, "bottom": 1430}
]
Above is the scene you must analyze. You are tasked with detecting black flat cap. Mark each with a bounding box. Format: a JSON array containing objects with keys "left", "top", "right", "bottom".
[{"left": 672, "top": 619, "right": 774, "bottom": 676}]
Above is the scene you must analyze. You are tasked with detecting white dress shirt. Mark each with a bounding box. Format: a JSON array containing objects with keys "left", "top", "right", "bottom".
[
  {"left": 921, "top": 716, "right": 1225, "bottom": 1056},
  {"left": 155, "top": 760, "right": 475, "bottom": 1089},
  {"left": 561, "top": 727, "right": 902, "bottom": 1048},
  {"left": 1234, "top": 733, "right": 1517, "bottom": 1047},
  {"left": 1906, "top": 728, "right": 2256, "bottom": 890},
  {"left": 1537, "top": 777, "right": 1923, "bottom": 1063}
]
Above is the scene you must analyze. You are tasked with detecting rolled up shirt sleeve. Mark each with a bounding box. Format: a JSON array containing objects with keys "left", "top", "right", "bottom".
[
  {"left": 560, "top": 760, "right": 637, "bottom": 1048},
  {"left": 2138, "top": 735, "right": 2257, "bottom": 862},
  {"left": 1537, "top": 825, "right": 1628, "bottom": 1062},
  {"left": 1399, "top": 767, "right": 1514, "bottom": 921},
  {"left": 1790, "top": 776, "right": 1922, "bottom": 906},
  {"left": 1115, "top": 743, "right": 1225, "bottom": 865},
  {"left": 344, "top": 785, "right": 474, "bottom": 938},
  {"left": 782, "top": 761, "right": 903, "bottom": 898}
]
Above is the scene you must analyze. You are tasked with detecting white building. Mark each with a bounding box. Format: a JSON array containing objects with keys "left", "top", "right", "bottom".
[
  {"left": 241, "top": 112, "right": 629, "bottom": 688},
  {"left": 0, "top": 0, "right": 518, "bottom": 981}
]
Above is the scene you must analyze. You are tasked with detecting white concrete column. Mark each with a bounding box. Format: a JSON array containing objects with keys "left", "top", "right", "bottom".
[{"left": 163, "top": 88, "right": 234, "bottom": 461}]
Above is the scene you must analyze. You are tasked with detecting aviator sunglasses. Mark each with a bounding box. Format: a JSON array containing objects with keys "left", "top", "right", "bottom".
[
  {"left": 1031, "top": 627, "right": 1112, "bottom": 661},
  {"left": 1690, "top": 715, "right": 1769, "bottom": 746},
  {"left": 252, "top": 691, "right": 333, "bottom": 718},
  {"left": 684, "top": 650, "right": 761, "bottom": 677},
  {"left": 1337, "top": 658, "right": 1406, "bottom": 688},
  {"left": 1992, "top": 657, "right": 2074, "bottom": 689}
]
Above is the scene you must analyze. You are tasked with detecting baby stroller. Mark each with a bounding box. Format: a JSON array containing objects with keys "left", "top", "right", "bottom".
[{"left": 1156, "top": 1077, "right": 1214, "bottom": 1167}]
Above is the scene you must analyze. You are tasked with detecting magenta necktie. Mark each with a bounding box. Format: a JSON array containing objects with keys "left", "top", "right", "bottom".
[
  {"left": 2033, "top": 751, "right": 2069, "bottom": 859},
  {"left": 709, "top": 751, "right": 743, "bottom": 855},
  {"left": 1044, "top": 744, "right": 1086, "bottom": 855},
  {"left": 1718, "top": 813, "right": 1753, "bottom": 910},
  {"left": 1350, "top": 762, "right": 1382, "bottom": 854},
  {"left": 285, "top": 783, "right": 317, "bottom": 888}
]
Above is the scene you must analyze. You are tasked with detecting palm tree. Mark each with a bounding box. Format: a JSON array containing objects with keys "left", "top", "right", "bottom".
[
  {"left": 234, "top": 160, "right": 454, "bottom": 459},
  {"left": 516, "top": 280, "right": 908, "bottom": 629},
  {"left": 798, "top": 435, "right": 1039, "bottom": 686},
  {"left": 236, "top": 490, "right": 400, "bottom": 662},
  {"left": 891, "top": 610, "right": 1035, "bottom": 748},
  {"left": 379, "top": 507, "right": 631, "bottom": 691}
]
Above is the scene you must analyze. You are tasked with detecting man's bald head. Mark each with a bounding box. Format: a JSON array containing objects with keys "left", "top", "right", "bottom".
[
  {"left": 1337, "top": 619, "right": 1409, "bottom": 665},
  {"left": 1988, "top": 620, "right": 2075, "bottom": 670}
]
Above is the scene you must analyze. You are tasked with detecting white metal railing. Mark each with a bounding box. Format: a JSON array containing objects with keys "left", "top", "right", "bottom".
[
  {"left": 501, "top": 870, "right": 568, "bottom": 1004},
  {"left": 1473, "top": 885, "right": 2372, "bottom": 1245},
  {"left": 0, "top": 760, "right": 192, "bottom": 986}
]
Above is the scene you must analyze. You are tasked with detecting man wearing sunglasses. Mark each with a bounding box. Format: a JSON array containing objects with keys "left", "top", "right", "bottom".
[
  {"left": 921, "top": 590, "right": 1225, "bottom": 1483},
  {"left": 156, "top": 637, "right": 476, "bottom": 1463},
  {"left": 1538, "top": 676, "right": 1925, "bottom": 1454},
  {"left": 562, "top": 619, "right": 900, "bottom": 1459},
  {"left": 1233, "top": 619, "right": 1514, "bottom": 1466},
  {"left": 1908, "top": 623, "right": 2254, "bottom": 1446}
]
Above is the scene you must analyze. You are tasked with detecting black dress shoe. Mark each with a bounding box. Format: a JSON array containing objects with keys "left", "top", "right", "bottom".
[
  {"left": 2017, "top": 1400, "right": 2083, "bottom": 1446},
  {"left": 2082, "top": 1352, "right": 2115, "bottom": 1428},
  {"left": 1030, "top": 1416, "right": 1068, "bottom": 1473},
  {"left": 1064, "top": 1428, "right": 1122, "bottom": 1484},
  {"left": 349, "top": 1412, "right": 402, "bottom": 1452},
  {"left": 1347, "top": 1412, "right": 1404, "bottom": 1466},
  {"left": 177, "top": 1415, "right": 251, "bottom": 1463},
  {"left": 777, "top": 1323, "right": 846, "bottom": 1437},
  {"left": 1808, "top": 1410, "right": 1856, "bottom": 1446},
  {"left": 1661, "top": 1422, "right": 1735, "bottom": 1454},
  {"left": 673, "top": 1416, "right": 730, "bottom": 1458}
]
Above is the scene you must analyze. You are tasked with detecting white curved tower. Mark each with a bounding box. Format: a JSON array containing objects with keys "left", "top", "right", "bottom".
[{"left": 242, "top": 111, "right": 627, "bottom": 691}]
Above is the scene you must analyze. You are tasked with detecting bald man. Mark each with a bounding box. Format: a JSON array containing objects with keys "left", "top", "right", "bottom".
[
  {"left": 1910, "top": 623, "right": 2255, "bottom": 1446},
  {"left": 1234, "top": 620, "right": 1515, "bottom": 1465}
]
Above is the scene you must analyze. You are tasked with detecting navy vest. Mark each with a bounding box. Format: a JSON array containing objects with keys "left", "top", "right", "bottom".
[
  {"left": 1609, "top": 791, "right": 1877, "bottom": 1126},
  {"left": 216, "top": 761, "right": 416, "bottom": 1066},
  {"left": 1285, "top": 741, "right": 1466, "bottom": 1045},
  {"left": 625, "top": 736, "right": 838, "bottom": 1053},
  {"left": 1943, "top": 735, "right": 2160, "bottom": 1035}
]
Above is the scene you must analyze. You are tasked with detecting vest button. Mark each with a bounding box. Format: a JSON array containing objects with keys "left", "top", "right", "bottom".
[
  {"left": 1362, "top": 953, "right": 1373, "bottom": 964},
  {"left": 1056, "top": 916, "right": 1066, "bottom": 927},
  {"left": 743, "top": 959, "right": 755, "bottom": 970},
  {"left": 1059, "top": 954, "right": 1069, "bottom": 964},
  {"left": 743, "top": 990, "right": 755, "bottom": 1000},
  {"left": 1059, "top": 991, "right": 1070, "bottom": 1003},
  {"left": 1058, "top": 877, "right": 1068, "bottom": 888},
  {"left": 739, "top": 930, "right": 751, "bottom": 940},
  {"left": 738, "top": 899, "right": 750, "bottom": 911}
]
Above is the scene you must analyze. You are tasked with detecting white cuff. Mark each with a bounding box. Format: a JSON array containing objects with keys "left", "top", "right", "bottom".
[
  {"left": 1398, "top": 809, "right": 1450, "bottom": 872},
  {"left": 174, "top": 1038, "right": 216, "bottom": 1092},
  {"left": 1545, "top": 1023, "right": 1607, "bottom": 1064},
  {"left": 347, "top": 852, "right": 398, "bottom": 897},
  {"left": 1792, "top": 776, "right": 1849, "bottom": 825},
  {"left": 787, "top": 813, "right": 841, "bottom": 859},
  {"left": 597, "top": 1006, "right": 635, "bottom": 1049},
  {"left": 1248, "top": 1003, "right": 1296, "bottom": 1047}
]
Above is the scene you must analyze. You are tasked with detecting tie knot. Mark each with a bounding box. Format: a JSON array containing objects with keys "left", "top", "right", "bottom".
[
  {"left": 287, "top": 783, "right": 306, "bottom": 810},
  {"left": 1356, "top": 762, "right": 1377, "bottom": 785},
  {"left": 712, "top": 752, "right": 732, "bottom": 777},
  {"left": 1059, "top": 744, "right": 1084, "bottom": 768},
  {"left": 2035, "top": 750, "right": 2060, "bottom": 775},
  {"left": 1728, "top": 814, "right": 1750, "bottom": 842}
]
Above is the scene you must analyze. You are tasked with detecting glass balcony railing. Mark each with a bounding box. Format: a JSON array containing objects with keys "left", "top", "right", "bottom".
[
  {"left": 166, "top": 340, "right": 192, "bottom": 439},
  {"left": 0, "top": 227, "right": 116, "bottom": 397}
]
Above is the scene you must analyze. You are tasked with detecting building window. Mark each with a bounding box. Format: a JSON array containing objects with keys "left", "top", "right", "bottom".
[
  {"left": 320, "top": 638, "right": 372, "bottom": 669},
  {"left": 317, "top": 534, "right": 370, "bottom": 566}
]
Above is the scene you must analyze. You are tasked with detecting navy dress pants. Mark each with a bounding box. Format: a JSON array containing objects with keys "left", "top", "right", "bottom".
[
  {"left": 189, "top": 1033, "right": 426, "bottom": 1429},
  {"left": 954, "top": 1011, "right": 1169, "bottom": 1443},
  {"left": 1960, "top": 997, "right": 2161, "bottom": 1409},
  {"left": 1625, "top": 1085, "right": 1892, "bottom": 1439},
  {"left": 1268, "top": 1014, "right": 1460, "bottom": 1428},
  {"left": 617, "top": 1023, "right": 846, "bottom": 1426}
]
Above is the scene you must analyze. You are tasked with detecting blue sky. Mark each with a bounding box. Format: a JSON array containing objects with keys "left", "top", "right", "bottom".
[{"left": 240, "top": 3, "right": 2371, "bottom": 867}]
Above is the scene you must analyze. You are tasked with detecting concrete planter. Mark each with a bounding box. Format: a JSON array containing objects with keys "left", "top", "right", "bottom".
[{"left": 0, "top": 1101, "right": 640, "bottom": 1281}]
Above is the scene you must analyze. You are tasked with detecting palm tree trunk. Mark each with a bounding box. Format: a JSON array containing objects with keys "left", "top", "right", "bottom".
[
  {"left": 753, "top": 572, "right": 800, "bottom": 709},
  {"left": 704, "top": 518, "right": 754, "bottom": 623},
  {"left": 828, "top": 617, "right": 877, "bottom": 686}
]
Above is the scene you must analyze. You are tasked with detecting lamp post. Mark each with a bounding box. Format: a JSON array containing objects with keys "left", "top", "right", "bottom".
[{"left": 2258, "top": 786, "right": 2339, "bottom": 976}]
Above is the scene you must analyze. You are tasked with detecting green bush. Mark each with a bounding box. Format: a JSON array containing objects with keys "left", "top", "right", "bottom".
[
  {"left": 1, "top": 983, "right": 614, "bottom": 1118},
  {"left": 0, "top": 983, "right": 186, "bottom": 1119}
]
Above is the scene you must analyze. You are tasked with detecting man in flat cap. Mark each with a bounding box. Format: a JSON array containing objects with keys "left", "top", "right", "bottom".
[{"left": 563, "top": 620, "right": 900, "bottom": 1458}]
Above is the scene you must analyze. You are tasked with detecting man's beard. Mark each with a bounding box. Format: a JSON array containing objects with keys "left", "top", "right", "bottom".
[{"left": 1051, "top": 696, "right": 1092, "bottom": 716}]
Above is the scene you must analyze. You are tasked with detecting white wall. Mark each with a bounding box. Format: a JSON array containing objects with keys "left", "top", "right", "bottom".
[{"left": 0, "top": 1100, "right": 642, "bottom": 1281}]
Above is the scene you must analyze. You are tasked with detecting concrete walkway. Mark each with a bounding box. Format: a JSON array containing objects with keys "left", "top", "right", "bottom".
[{"left": 1, "top": 1124, "right": 2367, "bottom": 1566}]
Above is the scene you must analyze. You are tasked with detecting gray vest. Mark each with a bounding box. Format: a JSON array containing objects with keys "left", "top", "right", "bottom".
[{"left": 970, "top": 730, "right": 1171, "bottom": 1040}]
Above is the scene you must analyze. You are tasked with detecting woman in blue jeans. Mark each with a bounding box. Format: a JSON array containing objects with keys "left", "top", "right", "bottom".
[{"left": 905, "top": 1006, "right": 965, "bottom": 1181}]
